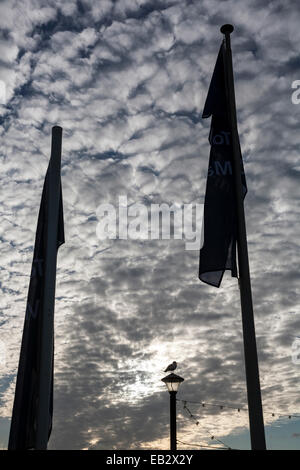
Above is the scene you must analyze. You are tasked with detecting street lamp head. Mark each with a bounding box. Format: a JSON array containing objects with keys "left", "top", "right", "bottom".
[{"left": 162, "top": 373, "right": 184, "bottom": 393}]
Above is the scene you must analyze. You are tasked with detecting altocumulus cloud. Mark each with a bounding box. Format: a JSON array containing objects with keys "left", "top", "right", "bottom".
[{"left": 0, "top": 0, "right": 300, "bottom": 450}]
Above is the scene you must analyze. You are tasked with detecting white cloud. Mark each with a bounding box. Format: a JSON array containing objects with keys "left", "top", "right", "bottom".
[{"left": 1, "top": 0, "right": 300, "bottom": 451}]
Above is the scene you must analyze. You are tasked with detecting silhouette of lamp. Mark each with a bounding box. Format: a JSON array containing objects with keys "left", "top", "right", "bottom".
[{"left": 161, "top": 373, "right": 184, "bottom": 450}]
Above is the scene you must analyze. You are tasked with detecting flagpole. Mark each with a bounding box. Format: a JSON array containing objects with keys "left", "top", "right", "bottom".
[
  {"left": 220, "top": 24, "right": 266, "bottom": 450},
  {"left": 35, "top": 126, "right": 62, "bottom": 449}
]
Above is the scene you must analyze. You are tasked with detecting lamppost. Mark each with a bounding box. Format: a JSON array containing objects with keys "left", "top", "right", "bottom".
[{"left": 161, "top": 373, "right": 184, "bottom": 451}]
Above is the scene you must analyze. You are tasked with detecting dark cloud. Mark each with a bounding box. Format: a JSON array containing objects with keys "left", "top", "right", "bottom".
[{"left": 0, "top": 0, "right": 300, "bottom": 450}]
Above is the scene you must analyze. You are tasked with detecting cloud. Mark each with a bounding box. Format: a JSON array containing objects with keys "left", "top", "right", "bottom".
[{"left": 0, "top": 0, "right": 300, "bottom": 450}]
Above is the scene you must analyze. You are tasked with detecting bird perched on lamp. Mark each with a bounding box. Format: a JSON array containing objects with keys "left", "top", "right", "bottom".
[{"left": 164, "top": 361, "right": 177, "bottom": 372}]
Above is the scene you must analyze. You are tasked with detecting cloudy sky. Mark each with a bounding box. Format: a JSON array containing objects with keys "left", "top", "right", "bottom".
[{"left": 0, "top": 0, "right": 300, "bottom": 450}]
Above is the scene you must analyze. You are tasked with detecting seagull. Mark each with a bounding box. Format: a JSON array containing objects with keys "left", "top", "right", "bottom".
[{"left": 164, "top": 361, "right": 177, "bottom": 372}]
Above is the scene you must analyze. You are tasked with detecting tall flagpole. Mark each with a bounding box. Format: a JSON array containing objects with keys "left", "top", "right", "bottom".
[
  {"left": 35, "top": 126, "right": 62, "bottom": 449},
  {"left": 220, "top": 24, "right": 266, "bottom": 450}
]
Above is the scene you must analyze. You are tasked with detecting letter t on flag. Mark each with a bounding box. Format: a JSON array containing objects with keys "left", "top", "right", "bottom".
[
  {"left": 8, "top": 126, "right": 64, "bottom": 450},
  {"left": 199, "top": 39, "right": 247, "bottom": 287}
]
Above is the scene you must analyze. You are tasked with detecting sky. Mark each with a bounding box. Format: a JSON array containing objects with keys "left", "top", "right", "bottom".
[{"left": 0, "top": 0, "right": 300, "bottom": 451}]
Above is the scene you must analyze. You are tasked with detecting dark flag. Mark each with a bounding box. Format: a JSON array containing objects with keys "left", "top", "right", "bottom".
[
  {"left": 8, "top": 129, "right": 64, "bottom": 449},
  {"left": 199, "top": 42, "right": 247, "bottom": 287},
  {"left": 199, "top": 25, "right": 266, "bottom": 449}
]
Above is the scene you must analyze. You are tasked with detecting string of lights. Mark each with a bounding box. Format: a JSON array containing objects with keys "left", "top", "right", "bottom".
[
  {"left": 182, "top": 400, "right": 200, "bottom": 425},
  {"left": 178, "top": 398, "right": 300, "bottom": 420},
  {"left": 181, "top": 402, "right": 233, "bottom": 449},
  {"left": 176, "top": 438, "right": 235, "bottom": 450},
  {"left": 180, "top": 399, "right": 300, "bottom": 449}
]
